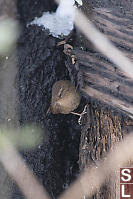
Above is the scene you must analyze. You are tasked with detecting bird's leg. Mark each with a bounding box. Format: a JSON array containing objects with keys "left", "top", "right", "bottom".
[
  {"left": 70, "top": 111, "right": 81, "bottom": 116},
  {"left": 70, "top": 105, "right": 88, "bottom": 125}
]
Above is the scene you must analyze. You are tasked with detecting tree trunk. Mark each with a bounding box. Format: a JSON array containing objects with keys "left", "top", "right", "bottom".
[{"left": 79, "top": 103, "right": 133, "bottom": 198}]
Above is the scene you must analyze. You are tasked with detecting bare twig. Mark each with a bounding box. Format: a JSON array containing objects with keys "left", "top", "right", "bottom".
[
  {"left": 75, "top": 9, "right": 133, "bottom": 79},
  {"left": 0, "top": 140, "right": 50, "bottom": 199},
  {"left": 82, "top": 86, "right": 133, "bottom": 119},
  {"left": 59, "top": 133, "right": 133, "bottom": 199}
]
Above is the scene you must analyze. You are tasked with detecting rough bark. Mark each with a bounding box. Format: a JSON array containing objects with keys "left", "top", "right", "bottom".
[
  {"left": 79, "top": 103, "right": 133, "bottom": 199},
  {"left": 64, "top": 5, "right": 133, "bottom": 199}
]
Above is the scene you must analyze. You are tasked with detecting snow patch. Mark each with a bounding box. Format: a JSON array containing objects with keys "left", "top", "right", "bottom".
[{"left": 30, "top": 0, "right": 75, "bottom": 38}]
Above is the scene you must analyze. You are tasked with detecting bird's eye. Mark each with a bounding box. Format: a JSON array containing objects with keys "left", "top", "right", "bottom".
[{"left": 58, "top": 88, "right": 63, "bottom": 98}]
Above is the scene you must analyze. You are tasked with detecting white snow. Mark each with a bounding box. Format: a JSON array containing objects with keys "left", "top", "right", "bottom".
[{"left": 30, "top": 0, "right": 75, "bottom": 38}]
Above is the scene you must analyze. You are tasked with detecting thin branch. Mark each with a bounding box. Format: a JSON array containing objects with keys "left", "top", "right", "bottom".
[
  {"left": 59, "top": 133, "right": 133, "bottom": 199},
  {"left": 0, "top": 141, "right": 50, "bottom": 199},
  {"left": 74, "top": 9, "right": 133, "bottom": 78}
]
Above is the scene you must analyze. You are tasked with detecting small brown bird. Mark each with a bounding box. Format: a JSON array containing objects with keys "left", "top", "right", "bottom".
[{"left": 50, "top": 80, "right": 81, "bottom": 114}]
